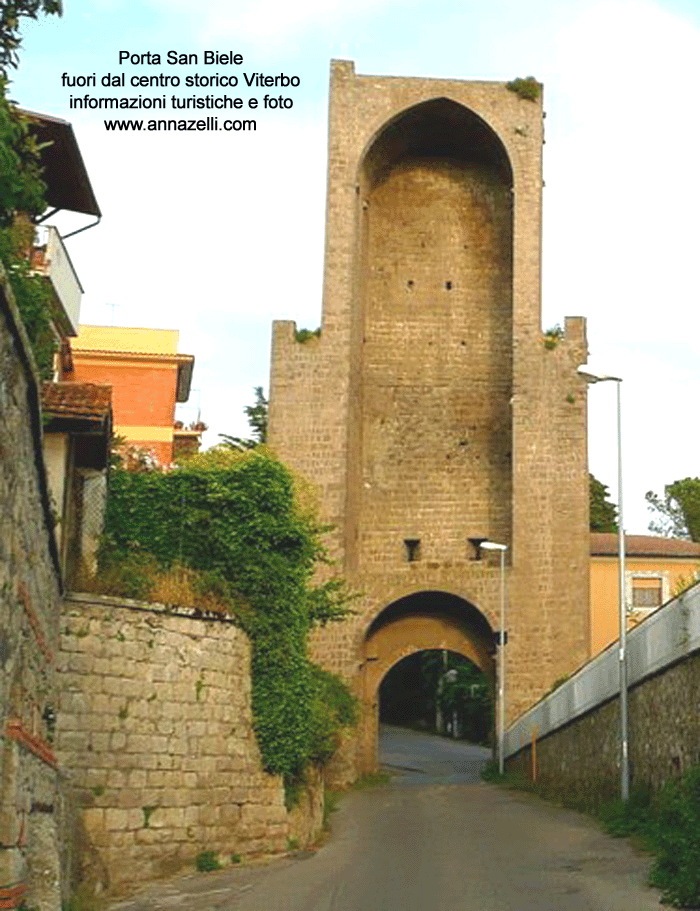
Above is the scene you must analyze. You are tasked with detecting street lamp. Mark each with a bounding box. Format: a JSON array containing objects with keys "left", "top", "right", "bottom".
[
  {"left": 482, "top": 540, "right": 508, "bottom": 774},
  {"left": 578, "top": 365, "right": 629, "bottom": 801}
]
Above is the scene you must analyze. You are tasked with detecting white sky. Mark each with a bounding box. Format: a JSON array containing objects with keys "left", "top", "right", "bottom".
[{"left": 12, "top": 0, "right": 700, "bottom": 533}]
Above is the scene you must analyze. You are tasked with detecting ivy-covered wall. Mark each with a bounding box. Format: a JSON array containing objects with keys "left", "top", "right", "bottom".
[{"left": 99, "top": 450, "right": 354, "bottom": 785}]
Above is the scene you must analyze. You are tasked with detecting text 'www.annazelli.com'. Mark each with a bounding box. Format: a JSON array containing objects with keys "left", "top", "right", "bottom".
[{"left": 103, "top": 117, "right": 256, "bottom": 131}]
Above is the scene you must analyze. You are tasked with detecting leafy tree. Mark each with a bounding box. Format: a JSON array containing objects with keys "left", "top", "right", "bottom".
[
  {"left": 218, "top": 385, "right": 268, "bottom": 450},
  {"left": 0, "top": 3, "right": 62, "bottom": 376},
  {"left": 419, "top": 650, "right": 492, "bottom": 744},
  {"left": 0, "top": 1, "right": 62, "bottom": 78},
  {"left": 590, "top": 473, "right": 618, "bottom": 533},
  {"left": 646, "top": 478, "right": 700, "bottom": 541}
]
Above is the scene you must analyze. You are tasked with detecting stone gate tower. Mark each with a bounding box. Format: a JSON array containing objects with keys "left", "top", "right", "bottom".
[{"left": 270, "top": 61, "right": 590, "bottom": 780}]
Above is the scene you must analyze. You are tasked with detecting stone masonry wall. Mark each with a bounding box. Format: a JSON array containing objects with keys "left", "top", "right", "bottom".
[
  {"left": 59, "top": 594, "right": 322, "bottom": 896},
  {"left": 270, "top": 62, "right": 590, "bottom": 778},
  {"left": 505, "top": 587, "right": 700, "bottom": 806},
  {"left": 0, "top": 265, "right": 63, "bottom": 911},
  {"left": 509, "top": 650, "right": 700, "bottom": 807}
]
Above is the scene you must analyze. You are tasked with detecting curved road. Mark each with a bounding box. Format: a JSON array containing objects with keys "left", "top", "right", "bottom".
[{"left": 110, "top": 725, "right": 661, "bottom": 911}]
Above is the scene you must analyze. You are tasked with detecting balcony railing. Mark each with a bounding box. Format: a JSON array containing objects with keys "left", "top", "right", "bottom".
[{"left": 31, "top": 225, "right": 83, "bottom": 336}]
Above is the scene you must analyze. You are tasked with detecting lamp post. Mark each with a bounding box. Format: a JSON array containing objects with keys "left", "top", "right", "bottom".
[
  {"left": 482, "top": 540, "right": 508, "bottom": 774},
  {"left": 578, "top": 365, "right": 629, "bottom": 801}
]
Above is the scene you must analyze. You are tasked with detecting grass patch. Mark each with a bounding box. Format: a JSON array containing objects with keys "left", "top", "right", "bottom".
[
  {"left": 323, "top": 789, "right": 341, "bottom": 831},
  {"left": 351, "top": 770, "right": 392, "bottom": 790}
]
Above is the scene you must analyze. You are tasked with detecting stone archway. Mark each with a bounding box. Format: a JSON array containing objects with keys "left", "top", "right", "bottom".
[{"left": 358, "top": 591, "right": 494, "bottom": 774}]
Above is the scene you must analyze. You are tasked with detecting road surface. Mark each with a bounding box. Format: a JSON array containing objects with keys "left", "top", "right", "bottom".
[{"left": 110, "top": 725, "right": 661, "bottom": 911}]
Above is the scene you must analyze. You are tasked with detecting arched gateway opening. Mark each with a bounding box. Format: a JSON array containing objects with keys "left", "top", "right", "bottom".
[{"left": 359, "top": 591, "right": 495, "bottom": 774}]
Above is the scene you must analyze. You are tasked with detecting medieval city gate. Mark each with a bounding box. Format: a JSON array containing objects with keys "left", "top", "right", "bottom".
[{"left": 269, "top": 61, "right": 591, "bottom": 781}]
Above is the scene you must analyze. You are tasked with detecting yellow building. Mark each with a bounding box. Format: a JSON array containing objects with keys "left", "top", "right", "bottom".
[
  {"left": 69, "top": 326, "right": 195, "bottom": 464},
  {"left": 590, "top": 533, "right": 700, "bottom": 655}
]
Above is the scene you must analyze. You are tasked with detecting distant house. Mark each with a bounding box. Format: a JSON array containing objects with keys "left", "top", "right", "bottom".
[
  {"left": 69, "top": 325, "right": 195, "bottom": 464},
  {"left": 590, "top": 532, "right": 700, "bottom": 655}
]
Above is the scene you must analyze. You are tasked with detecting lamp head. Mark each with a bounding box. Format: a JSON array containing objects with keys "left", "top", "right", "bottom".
[
  {"left": 481, "top": 541, "right": 507, "bottom": 552},
  {"left": 577, "top": 365, "right": 622, "bottom": 383}
]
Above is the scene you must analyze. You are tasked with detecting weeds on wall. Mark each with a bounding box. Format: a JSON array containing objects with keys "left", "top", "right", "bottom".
[
  {"left": 543, "top": 324, "right": 564, "bottom": 350},
  {"left": 96, "top": 447, "right": 357, "bottom": 780},
  {"left": 506, "top": 76, "right": 540, "bottom": 101},
  {"left": 294, "top": 327, "right": 321, "bottom": 343}
]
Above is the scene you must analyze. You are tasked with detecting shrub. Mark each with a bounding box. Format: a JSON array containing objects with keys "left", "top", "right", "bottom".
[
  {"left": 307, "top": 664, "right": 358, "bottom": 764},
  {"left": 195, "top": 850, "right": 222, "bottom": 872},
  {"left": 99, "top": 449, "right": 356, "bottom": 778},
  {"left": 648, "top": 765, "right": 700, "bottom": 907},
  {"left": 598, "top": 787, "right": 653, "bottom": 839}
]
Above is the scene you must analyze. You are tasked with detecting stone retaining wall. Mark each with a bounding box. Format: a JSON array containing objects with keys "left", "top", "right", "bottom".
[
  {"left": 0, "top": 265, "right": 63, "bottom": 911},
  {"left": 59, "top": 594, "right": 323, "bottom": 895},
  {"left": 505, "top": 583, "right": 700, "bottom": 805}
]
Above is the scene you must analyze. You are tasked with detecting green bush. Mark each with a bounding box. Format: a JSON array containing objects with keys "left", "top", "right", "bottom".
[
  {"left": 195, "top": 850, "right": 222, "bottom": 872},
  {"left": 598, "top": 787, "right": 654, "bottom": 839},
  {"left": 649, "top": 765, "right": 700, "bottom": 907},
  {"left": 100, "top": 449, "right": 355, "bottom": 778}
]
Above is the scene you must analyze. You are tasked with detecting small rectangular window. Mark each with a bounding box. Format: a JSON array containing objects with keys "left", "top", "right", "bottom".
[
  {"left": 468, "top": 538, "right": 487, "bottom": 561},
  {"left": 632, "top": 579, "right": 662, "bottom": 608},
  {"left": 404, "top": 539, "right": 421, "bottom": 562}
]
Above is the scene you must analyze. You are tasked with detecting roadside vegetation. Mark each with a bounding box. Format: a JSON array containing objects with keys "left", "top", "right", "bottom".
[{"left": 481, "top": 761, "right": 700, "bottom": 908}]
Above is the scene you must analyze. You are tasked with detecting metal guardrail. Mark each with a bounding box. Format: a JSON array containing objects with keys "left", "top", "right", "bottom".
[{"left": 504, "top": 581, "right": 700, "bottom": 756}]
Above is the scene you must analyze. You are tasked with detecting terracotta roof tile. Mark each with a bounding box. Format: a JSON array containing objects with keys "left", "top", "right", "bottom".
[
  {"left": 591, "top": 532, "right": 700, "bottom": 558},
  {"left": 41, "top": 382, "right": 112, "bottom": 420}
]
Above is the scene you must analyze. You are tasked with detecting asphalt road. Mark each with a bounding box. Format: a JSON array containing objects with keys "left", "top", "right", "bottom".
[{"left": 110, "top": 725, "right": 662, "bottom": 911}]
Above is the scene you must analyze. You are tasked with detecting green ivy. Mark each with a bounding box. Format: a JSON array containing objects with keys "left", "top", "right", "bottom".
[{"left": 101, "top": 449, "right": 355, "bottom": 778}]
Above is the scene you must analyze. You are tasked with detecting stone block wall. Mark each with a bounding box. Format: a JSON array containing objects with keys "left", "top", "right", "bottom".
[
  {"left": 505, "top": 584, "right": 700, "bottom": 806},
  {"left": 59, "top": 594, "right": 322, "bottom": 896},
  {"left": 0, "top": 265, "right": 63, "bottom": 911}
]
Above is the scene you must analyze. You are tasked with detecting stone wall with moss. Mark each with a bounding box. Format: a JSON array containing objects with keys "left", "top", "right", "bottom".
[{"left": 58, "top": 594, "right": 323, "bottom": 896}]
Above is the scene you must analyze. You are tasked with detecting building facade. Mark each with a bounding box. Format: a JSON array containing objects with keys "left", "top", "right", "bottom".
[
  {"left": 590, "top": 533, "right": 700, "bottom": 655},
  {"left": 69, "top": 325, "right": 194, "bottom": 465}
]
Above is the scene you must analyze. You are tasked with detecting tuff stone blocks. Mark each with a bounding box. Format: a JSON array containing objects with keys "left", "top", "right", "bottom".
[
  {"left": 270, "top": 61, "right": 590, "bottom": 779},
  {"left": 57, "top": 595, "right": 323, "bottom": 895}
]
